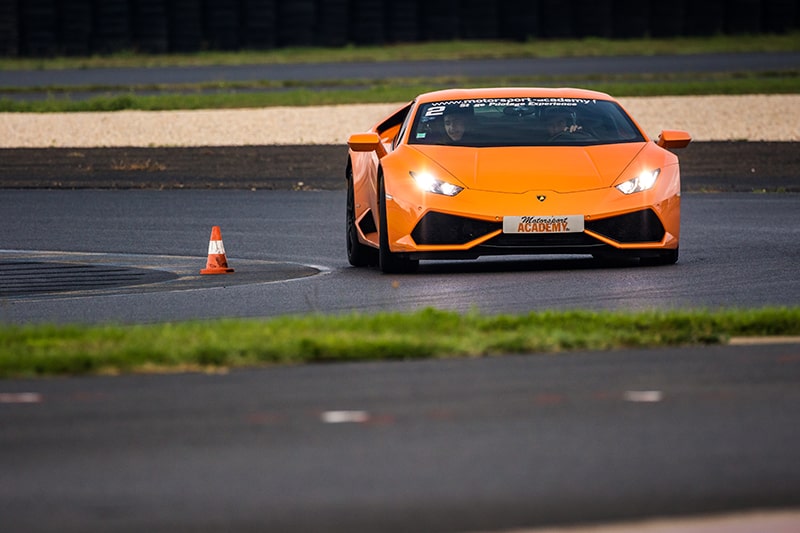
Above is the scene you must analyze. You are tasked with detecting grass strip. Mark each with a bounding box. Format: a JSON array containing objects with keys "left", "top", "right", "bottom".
[
  {"left": 1, "top": 307, "right": 798, "bottom": 378},
  {"left": 2, "top": 72, "right": 798, "bottom": 112},
  {"left": 2, "top": 34, "right": 798, "bottom": 70}
]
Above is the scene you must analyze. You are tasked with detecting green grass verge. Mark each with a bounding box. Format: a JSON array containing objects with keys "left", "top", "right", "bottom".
[
  {"left": 1, "top": 34, "right": 798, "bottom": 112},
  {"left": 2, "top": 33, "right": 799, "bottom": 70},
  {"left": 2, "top": 307, "right": 798, "bottom": 378},
  {"left": 2, "top": 71, "right": 797, "bottom": 112}
]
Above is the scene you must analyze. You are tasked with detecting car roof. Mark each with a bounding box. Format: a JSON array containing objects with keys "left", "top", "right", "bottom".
[{"left": 414, "top": 87, "right": 616, "bottom": 104}]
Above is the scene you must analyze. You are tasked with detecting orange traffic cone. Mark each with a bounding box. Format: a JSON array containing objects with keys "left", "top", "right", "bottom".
[{"left": 200, "top": 226, "right": 234, "bottom": 274}]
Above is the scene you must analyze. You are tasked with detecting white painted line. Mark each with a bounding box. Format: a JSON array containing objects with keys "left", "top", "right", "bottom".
[
  {"left": 623, "top": 390, "right": 664, "bottom": 403},
  {"left": 0, "top": 393, "right": 43, "bottom": 404},
  {"left": 321, "top": 410, "right": 370, "bottom": 424}
]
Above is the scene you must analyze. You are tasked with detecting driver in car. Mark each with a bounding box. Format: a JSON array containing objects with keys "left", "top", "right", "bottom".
[
  {"left": 443, "top": 106, "right": 473, "bottom": 143},
  {"left": 545, "top": 108, "right": 583, "bottom": 138}
]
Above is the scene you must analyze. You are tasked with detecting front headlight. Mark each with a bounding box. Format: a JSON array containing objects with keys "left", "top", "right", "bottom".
[
  {"left": 410, "top": 171, "right": 463, "bottom": 197},
  {"left": 616, "top": 169, "right": 660, "bottom": 195}
]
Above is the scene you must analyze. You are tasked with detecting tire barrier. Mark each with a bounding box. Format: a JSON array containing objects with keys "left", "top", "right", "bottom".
[
  {"left": 349, "top": 0, "right": 385, "bottom": 45},
  {"left": 133, "top": 0, "right": 169, "bottom": 54},
  {"left": 726, "top": 0, "right": 764, "bottom": 35},
  {"left": 277, "top": 0, "right": 315, "bottom": 47},
  {"left": 420, "top": 0, "right": 461, "bottom": 41},
  {"left": 59, "top": 0, "right": 91, "bottom": 56},
  {"left": 20, "top": 0, "right": 59, "bottom": 56},
  {"left": 167, "top": 0, "right": 203, "bottom": 53},
  {"left": 242, "top": 0, "right": 278, "bottom": 49},
  {"left": 539, "top": 0, "right": 573, "bottom": 38},
  {"left": 611, "top": 0, "right": 650, "bottom": 38},
  {"left": 460, "top": 0, "right": 498, "bottom": 40},
  {"left": 2, "top": 0, "right": 798, "bottom": 57},
  {"left": 91, "top": 0, "right": 131, "bottom": 54},
  {"left": 685, "top": 0, "right": 726, "bottom": 36},
  {"left": 0, "top": 0, "right": 19, "bottom": 56},
  {"left": 762, "top": 0, "right": 799, "bottom": 32},
  {"left": 204, "top": 0, "right": 240, "bottom": 50},
  {"left": 385, "top": 3, "right": 419, "bottom": 43},
  {"left": 573, "top": 0, "right": 613, "bottom": 38},
  {"left": 497, "top": 0, "right": 541, "bottom": 41},
  {"left": 316, "top": 0, "right": 348, "bottom": 47}
]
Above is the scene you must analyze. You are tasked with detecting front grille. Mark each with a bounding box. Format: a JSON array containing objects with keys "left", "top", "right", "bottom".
[
  {"left": 410, "top": 208, "right": 665, "bottom": 250},
  {"left": 411, "top": 212, "right": 501, "bottom": 245},
  {"left": 484, "top": 232, "right": 599, "bottom": 248},
  {"left": 586, "top": 209, "right": 665, "bottom": 243}
]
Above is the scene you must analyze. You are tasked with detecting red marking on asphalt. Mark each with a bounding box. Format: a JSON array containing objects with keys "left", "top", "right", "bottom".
[
  {"left": 70, "top": 392, "right": 109, "bottom": 402},
  {"left": 365, "top": 413, "right": 396, "bottom": 426},
  {"left": 427, "top": 408, "right": 455, "bottom": 420},
  {"left": 534, "top": 393, "right": 565, "bottom": 406},
  {"left": 777, "top": 353, "right": 800, "bottom": 364},
  {"left": 245, "top": 412, "right": 283, "bottom": 425}
]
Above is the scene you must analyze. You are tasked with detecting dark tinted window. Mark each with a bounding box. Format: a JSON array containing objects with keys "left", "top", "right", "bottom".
[{"left": 409, "top": 97, "right": 645, "bottom": 147}]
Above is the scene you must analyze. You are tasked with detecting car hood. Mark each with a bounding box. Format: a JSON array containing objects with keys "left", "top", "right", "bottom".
[{"left": 410, "top": 143, "right": 648, "bottom": 193}]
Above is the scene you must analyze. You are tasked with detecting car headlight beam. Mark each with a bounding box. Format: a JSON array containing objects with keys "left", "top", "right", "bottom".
[
  {"left": 616, "top": 169, "right": 661, "bottom": 195},
  {"left": 410, "top": 171, "right": 463, "bottom": 197}
]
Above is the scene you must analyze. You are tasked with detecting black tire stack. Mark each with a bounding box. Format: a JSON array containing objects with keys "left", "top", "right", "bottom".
[
  {"left": 762, "top": 0, "right": 799, "bottom": 32},
  {"left": 349, "top": 0, "right": 385, "bottom": 45},
  {"left": 649, "top": 0, "right": 686, "bottom": 38},
  {"left": 91, "top": 0, "right": 131, "bottom": 54},
  {"left": 460, "top": 0, "right": 498, "bottom": 39},
  {"left": 242, "top": 0, "right": 277, "bottom": 49},
  {"left": 132, "top": 0, "right": 168, "bottom": 53},
  {"left": 497, "top": 0, "right": 540, "bottom": 41},
  {"left": 167, "top": 0, "right": 202, "bottom": 52},
  {"left": 539, "top": 0, "right": 572, "bottom": 38},
  {"left": 59, "top": 0, "right": 92, "bottom": 56},
  {"left": 2, "top": 0, "right": 799, "bottom": 58},
  {"left": 204, "top": 0, "right": 240, "bottom": 50},
  {"left": 385, "top": 2, "right": 418, "bottom": 43},
  {"left": 20, "top": 0, "right": 58, "bottom": 56},
  {"left": 277, "top": 0, "right": 315, "bottom": 47},
  {"left": 685, "top": 0, "right": 726, "bottom": 35},
  {"left": 0, "top": 0, "right": 19, "bottom": 57},
  {"left": 316, "top": 0, "right": 349, "bottom": 47},
  {"left": 573, "top": 0, "right": 613, "bottom": 38},
  {"left": 725, "top": 0, "right": 763, "bottom": 34},
  {"left": 420, "top": 0, "right": 460, "bottom": 41}
]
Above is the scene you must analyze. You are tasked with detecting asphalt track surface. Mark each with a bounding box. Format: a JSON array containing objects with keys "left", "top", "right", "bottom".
[
  {"left": 0, "top": 185, "right": 798, "bottom": 323},
  {"left": 2, "top": 53, "right": 800, "bottom": 532},
  {"left": 2, "top": 342, "right": 800, "bottom": 533},
  {"left": 1, "top": 142, "right": 799, "bottom": 192},
  {"left": 1, "top": 162, "right": 799, "bottom": 533}
]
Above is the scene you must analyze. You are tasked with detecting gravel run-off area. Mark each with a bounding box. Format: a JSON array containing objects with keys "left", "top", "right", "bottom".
[{"left": 2, "top": 95, "right": 799, "bottom": 148}]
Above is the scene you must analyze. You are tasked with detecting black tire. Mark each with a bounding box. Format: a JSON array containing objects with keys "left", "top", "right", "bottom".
[
  {"left": 640, "top": 247, "right": 679, "bottom": 266},
  {"left": 378, "top": 175, "right": 418, "bottom": 274},
  {"left": 346, "top": 167, "right": 377, "bottom": 267}
]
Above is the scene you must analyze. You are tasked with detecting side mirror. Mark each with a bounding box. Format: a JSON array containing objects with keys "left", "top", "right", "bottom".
[
  {"left": 656, "top": 130, "right": 692, "bottom": 149},
  {"left": 348, "top": 132, "right": 387, "bottom": 158}
]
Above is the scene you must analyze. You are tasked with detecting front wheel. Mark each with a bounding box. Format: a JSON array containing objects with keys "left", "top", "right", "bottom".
[{"left": 378, "top": 175, "right": 418, "bottom": 274}]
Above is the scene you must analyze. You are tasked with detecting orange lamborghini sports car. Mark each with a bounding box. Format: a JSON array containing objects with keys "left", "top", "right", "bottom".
[{"left": 346, "top": 88, "right": 691, "bottom": 273}]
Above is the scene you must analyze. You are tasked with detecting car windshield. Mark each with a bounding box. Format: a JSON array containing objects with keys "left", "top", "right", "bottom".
[{"left": 408, "top": 97, "right": 645, "bottom": 147}]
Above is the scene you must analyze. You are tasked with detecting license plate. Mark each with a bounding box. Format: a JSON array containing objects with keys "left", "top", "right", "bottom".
[{"left": 503, "top": 215, "right": 584, "bottom": 234}]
